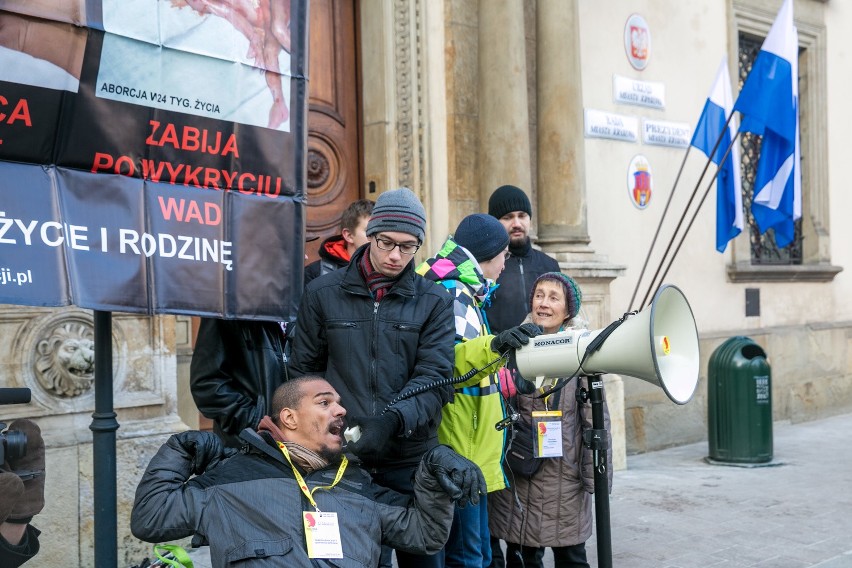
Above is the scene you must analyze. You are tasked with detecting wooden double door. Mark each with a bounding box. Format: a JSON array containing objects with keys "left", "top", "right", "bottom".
[{"left": 304, "top": 0, "right": 362, "bottom": 263}]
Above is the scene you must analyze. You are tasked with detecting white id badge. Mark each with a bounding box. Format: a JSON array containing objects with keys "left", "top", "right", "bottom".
[
  {"left": 532, "top": 410, "right": 563, "bottom": 458},
  {"left": 303, "top": 511, "right": 344, "bottom": 559}
]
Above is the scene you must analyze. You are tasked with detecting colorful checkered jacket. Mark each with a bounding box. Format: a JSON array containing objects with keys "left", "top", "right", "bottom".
[{"left": 416, "top": 238, "right": 509, "bottom": 492}]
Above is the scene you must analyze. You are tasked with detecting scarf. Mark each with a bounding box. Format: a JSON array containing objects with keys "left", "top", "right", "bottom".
[
  {"left": 257, "top": 416, "right": 330, "bottom": 473},
  {"left": 358, "top": 245, "right": 397, "bottom": 302}
]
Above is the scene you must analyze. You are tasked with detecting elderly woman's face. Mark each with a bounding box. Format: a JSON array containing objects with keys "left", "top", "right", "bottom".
[{"left": 531, "top": 280, "right": 569, "bottom": 334}]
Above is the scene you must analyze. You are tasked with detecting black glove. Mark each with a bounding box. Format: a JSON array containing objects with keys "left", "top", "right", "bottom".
[
  {"left": 422, "top": 445, "right": 486, "bottom": 508},
  {"left": 168, "top": 431, "right": 233, "bottom": 475},
  {"left": 491, "top": 323, "right": 542, "bottom": 353},
  {"left": 1, "top": 419, "right": 45, "bottom": 524},
  {"left": 347, "top": 413, "right": 401, "bottom": 463}
]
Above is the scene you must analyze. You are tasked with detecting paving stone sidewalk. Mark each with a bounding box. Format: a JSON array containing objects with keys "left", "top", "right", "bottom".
[{"left": 582, "top": 412, "right": 852, "bottom": 568}]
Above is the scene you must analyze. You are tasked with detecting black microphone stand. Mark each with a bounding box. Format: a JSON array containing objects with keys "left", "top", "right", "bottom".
[{"left": 576, "top": 373, "right": 612, "bottom": 568}]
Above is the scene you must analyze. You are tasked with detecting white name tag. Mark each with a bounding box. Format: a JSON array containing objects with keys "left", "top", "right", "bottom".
[
  {"left": 533, "top": 411, "right": 563, "bottom": 458},
  {"left": 303, "top": 511, "right": 344, "bottom": 559}
]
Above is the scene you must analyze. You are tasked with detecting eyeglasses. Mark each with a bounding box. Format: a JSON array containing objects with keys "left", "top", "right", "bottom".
[{"left": 373, "top": 236, "right": 421, "bottom": 255}]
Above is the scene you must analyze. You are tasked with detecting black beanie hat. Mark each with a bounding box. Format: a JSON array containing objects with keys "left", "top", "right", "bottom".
[
  {"left": 453, "top": 214, "right": 510, "bottom": 263},
  {"left": 488, "top": 184, "right": 532, "bottom": 220}
]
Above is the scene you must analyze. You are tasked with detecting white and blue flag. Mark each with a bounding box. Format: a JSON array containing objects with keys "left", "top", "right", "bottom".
[
  {"left": 733, "top": 0, "right": 801, "bottom": 249},
  {"left": 691, "top": 57, "right": 742, "bottom": 253}
]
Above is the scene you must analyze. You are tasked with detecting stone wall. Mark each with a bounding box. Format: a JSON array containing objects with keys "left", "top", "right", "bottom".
[{"left": 0, "top": 307, "right": 186, "bottom": 565}]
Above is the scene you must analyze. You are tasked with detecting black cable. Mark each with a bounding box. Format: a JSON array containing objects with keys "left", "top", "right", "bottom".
[{"left": 380, "top": 352, "right": 508, "bottom": 415}]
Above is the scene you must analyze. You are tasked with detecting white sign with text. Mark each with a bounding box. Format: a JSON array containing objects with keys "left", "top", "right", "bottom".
[
  {"left": 584, "top": 109, "right": 639, "bottom": 143},
  {"left": 613, "top": 75, "right": 665, "bottom": 109},
  {"left": 642, "top": 119, "right": 691, "bottom": 148}
]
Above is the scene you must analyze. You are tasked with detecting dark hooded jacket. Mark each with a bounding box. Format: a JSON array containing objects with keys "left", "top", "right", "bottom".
[
  {"left": 289, "top": 244, "right": 455, "bottom": 470},
  {"left": 190, "top": 318, "right": 288, "bottom": 447}
]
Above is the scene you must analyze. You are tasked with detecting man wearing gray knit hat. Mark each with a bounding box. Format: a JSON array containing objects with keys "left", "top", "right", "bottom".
[
  {"left": 290, "top": 187, "right": 456, "bottom": 568},
  {"left": 366, "top": 187, "right": 427, "bottom": 244}
]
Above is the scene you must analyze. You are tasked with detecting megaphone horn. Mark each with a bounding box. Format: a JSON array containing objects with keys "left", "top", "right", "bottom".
[{"left": 513, "top": 284, "right": 700, "bottom": 405}]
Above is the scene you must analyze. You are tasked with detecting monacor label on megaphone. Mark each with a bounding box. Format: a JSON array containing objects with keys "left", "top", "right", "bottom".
[{"left": 533, "top": 336, "right": 573, "bottom": 348}]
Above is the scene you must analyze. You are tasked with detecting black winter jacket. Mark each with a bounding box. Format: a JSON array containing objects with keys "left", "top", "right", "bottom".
[
  {"left": 190, "top": 319, "right": 288, "bottom": 446},
  {"left": 289, "top": 245, "right": 455, "bottom": 470},
  {"left": 130, "top": 430, "right": 455, "bottom": 567},
  {"left": 487, "top": 238, "right": 560, "bottom": 333}
]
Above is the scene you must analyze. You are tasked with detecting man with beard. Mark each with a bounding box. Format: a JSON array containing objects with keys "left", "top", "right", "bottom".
[
  {"left": 131, "top": 376, "right": 485, "bottom": 568},
  {"left": 486, "top": 185, "right": 561, "bottom": 334}
]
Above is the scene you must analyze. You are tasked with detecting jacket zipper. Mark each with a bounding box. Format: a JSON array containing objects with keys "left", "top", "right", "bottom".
[
  {"left": 518, "top": 258, "right": 527, "bottom": 304},
  {"left": 371, "top": 301, "right": 379, "bottom": 416}
]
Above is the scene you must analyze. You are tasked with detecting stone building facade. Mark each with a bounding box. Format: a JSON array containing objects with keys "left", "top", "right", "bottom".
[{"left": 1, "top": 0, "right": 849, "bottom": 564}]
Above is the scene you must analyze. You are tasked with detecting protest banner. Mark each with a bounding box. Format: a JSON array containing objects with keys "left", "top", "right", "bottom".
[{"left": 0, "top": 0, "right": 307, "bottom": 321}]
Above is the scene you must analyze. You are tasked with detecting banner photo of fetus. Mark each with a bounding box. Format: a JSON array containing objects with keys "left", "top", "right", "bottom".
[
  {"left": 0, "top": 0, "right": 308, "bottom": 321},
  {"left": 99, "top": 0, "right": 293, "bottom": 131}
]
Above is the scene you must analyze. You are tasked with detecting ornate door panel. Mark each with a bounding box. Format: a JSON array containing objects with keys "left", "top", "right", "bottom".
[{"left": 305, "top": 0, "right": 361, "bottom": 263}]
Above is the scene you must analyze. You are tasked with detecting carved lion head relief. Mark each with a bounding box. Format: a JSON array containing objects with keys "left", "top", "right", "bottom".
[{"left": 34, "top": 322, "right": 95, "bottom": 398}]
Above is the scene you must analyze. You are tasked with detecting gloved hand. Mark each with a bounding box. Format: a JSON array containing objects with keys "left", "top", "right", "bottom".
[
  {"left": 422, "top": 445, "right": 486, "bottom": 508},
  {"left": 347, "top": 413, "right": 401, "bottom": 463},
  {"left": 168, "top": 430, "right": 233, "bottom": 476},
  {"left": 491, "top": 323, "right": 542, "bottom": 353},
  {"left": 1, "top": 419, "right": 46, "bottom": 524},
  {"left": 0, "top": 472, "right": 24, "bottom": 524}
]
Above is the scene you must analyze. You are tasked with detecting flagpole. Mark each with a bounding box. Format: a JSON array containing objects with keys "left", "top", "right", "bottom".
[
  {"left": 648, "top": 131, "right": 742, "bottom": 300},
  {"left": 626, "top": 145, "right": 692, "bottom": 312},
  {"left": 638, "top": 111, "right": 737, "bottom": 309}
]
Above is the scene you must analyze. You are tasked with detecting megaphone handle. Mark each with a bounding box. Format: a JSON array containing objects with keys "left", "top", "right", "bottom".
[{"left": 583, "top": 374, "right": 613, "bottom": 568}]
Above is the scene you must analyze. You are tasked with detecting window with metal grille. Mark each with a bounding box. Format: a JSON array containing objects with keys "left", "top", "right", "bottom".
[{"left": 737, "top": 32, "right": 802, "bottom": 265}]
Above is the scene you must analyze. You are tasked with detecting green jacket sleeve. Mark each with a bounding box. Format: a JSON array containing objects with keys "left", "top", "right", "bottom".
[{"left": 452, "top": 335, "right": 504, "bottom": 388}]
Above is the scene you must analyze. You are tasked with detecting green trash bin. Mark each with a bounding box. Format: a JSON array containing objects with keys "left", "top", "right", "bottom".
[{"left": 708, "top": 336, "right": 772, "bottom": 463}]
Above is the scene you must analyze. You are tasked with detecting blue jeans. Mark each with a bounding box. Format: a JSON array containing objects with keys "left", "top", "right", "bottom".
[{"left": 443, "top": 493, "right": 491, "bottom": 568}]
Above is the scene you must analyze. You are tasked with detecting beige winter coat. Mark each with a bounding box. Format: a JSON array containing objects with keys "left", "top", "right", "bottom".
[{"left": 488, "top": 362, "right": 613, "bottom": 547}]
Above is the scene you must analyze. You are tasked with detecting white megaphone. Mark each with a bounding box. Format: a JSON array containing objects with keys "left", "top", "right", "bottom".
[{"left": 513, "top": 284, "right": 700, "bottom": 404}]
